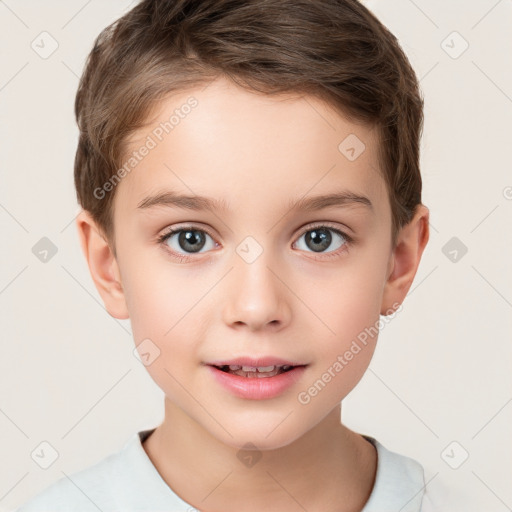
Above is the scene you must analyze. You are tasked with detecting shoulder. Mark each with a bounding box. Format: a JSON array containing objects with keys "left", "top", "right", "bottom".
[
  {"left": 419, "top": 462, "right": 467, "bottom": 512},
  {"left": 362, "top": 436, "right": 458, "bottom": 511},
  {"left": 13, "top": 438, "right": 132, "bottom": 512},
  {"left": 421, "top": 491, "right": 440, "bottom": 512},
  {"left": 362, "top": 436, "right": 428, "bottom": 512}
]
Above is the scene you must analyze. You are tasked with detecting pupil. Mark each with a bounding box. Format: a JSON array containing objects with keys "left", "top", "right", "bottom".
[
  {"left": 306, "top": 228, "right": 331, "bottom": 252},
  {"left": 179, "top": 230, "right": 205, "bottom": 253}
]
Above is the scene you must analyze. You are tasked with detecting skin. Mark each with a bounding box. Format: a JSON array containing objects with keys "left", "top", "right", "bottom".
[{"left": 76, "top": 76, "right": 429, "bottom": 512}]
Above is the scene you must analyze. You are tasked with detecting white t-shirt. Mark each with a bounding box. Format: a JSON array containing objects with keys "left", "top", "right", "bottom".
[{"left": 14, "top": 428, "right": 440, "bottom": 511}]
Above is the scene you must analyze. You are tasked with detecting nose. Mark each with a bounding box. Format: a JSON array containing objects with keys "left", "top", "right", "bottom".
[{"left": 222, "top": 253, "right": 292, "bottom": 332}]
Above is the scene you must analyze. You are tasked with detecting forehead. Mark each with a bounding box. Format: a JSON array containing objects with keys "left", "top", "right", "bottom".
[{"left": 115, "top": 77, "right": 387, "bottom": 219}]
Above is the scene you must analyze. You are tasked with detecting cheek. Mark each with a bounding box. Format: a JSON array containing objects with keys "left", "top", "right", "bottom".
[
  {"left": 298, "top": 256, "right": 387, "bottom": 396},
  {"left": 303, "top": 258, "right": 386, "bottom": 345},
  {"left": 299, "top": 313, "right": 378, "bottom": 411},
  {"left": 122, "top": 252, "right": 204, "bottom": 339},
  {"left": 123, "top": 260, "right": 211, "bottom": 390},
  {"left": 125, "top": 265, "right": 204, "bottom": 404}
]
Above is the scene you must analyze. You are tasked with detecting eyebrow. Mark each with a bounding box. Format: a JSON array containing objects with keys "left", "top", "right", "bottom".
[
  {"left": 288, "top": 191, "right": 373, "bottom": 212},
  {"left": 137, "top": 191, "right": 230, "bottom": 212},
  {"left": 137, "top": 190, "right": 373, "bottom": 213}
]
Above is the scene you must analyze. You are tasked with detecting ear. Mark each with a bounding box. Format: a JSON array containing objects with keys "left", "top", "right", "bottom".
[
  {"left": 75, "top": 210, "right": 129, "bottom": 319},
  {"left": 381, "top": 205, "right": 430, "bottom": 315}
]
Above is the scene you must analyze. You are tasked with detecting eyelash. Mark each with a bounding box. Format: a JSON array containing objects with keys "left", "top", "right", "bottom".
[{"left": 157, "top": 222, "right": 354, "bottom": 263}]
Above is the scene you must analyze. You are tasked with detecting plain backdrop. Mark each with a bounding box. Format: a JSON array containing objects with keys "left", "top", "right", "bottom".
[{"left": 1, "top": 1, "right": 511, "bottom": 510}]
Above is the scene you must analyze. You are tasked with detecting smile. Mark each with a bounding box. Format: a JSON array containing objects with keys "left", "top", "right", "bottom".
[
  {"left": 207, "top": 364, "right": 307, "bottom": 400},
  {"left": 213, "top": 364, "right": 296, "bottom": 378}
]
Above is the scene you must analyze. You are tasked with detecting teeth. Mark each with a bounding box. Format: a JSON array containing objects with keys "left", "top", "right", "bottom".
[
  {"left": 221, "top": 364, "right": 295, "bottom": 371},
  {"left": 215, "top": 363, "right": 298, "bottom": 378},
  {"left": 257, "top": 365, "right": 275, "bottom": 372},
  {"left": 241, "top": 365, "right": 276, "bottom": 372}
]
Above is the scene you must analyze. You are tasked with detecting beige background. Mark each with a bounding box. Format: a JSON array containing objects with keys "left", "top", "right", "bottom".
[{"left": 1, "top": 0, "right": 511, "bottom": 510}]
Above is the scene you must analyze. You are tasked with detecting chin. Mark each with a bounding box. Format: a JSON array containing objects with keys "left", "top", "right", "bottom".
[{"left": 210, "top": 417, "right": 308, "bottom": 452}]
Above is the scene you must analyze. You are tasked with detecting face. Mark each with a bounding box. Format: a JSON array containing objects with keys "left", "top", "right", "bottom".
[{"left": 109, "top": 77, "right": 396, "bottom": 450}]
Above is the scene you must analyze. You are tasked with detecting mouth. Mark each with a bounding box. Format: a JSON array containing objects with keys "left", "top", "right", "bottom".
[
  {"left": 210, "top": 364, "right": 303, "bottom": 378},
  {"left": 206, "top": 360, "right": 309, "bottom": 399}
]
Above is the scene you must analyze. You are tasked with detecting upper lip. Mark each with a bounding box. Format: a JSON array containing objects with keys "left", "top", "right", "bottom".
[{"left": 206, "top": 357, "right": 307, "bottom": 368}]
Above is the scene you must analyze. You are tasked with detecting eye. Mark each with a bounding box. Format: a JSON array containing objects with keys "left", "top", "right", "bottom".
[
  {"left": 158, "top": 225, "right": 217, "bottom": 259},
  {"left": 157, "top": 223, "right": 353, "bottom": 262},
  {"left": 293, "top": 223, "right": 352, "bottom": 258}
]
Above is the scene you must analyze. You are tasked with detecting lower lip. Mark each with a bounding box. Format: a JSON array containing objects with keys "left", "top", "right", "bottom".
[{"left": 206, "top": 365, "right": 307, "bottom": 400}]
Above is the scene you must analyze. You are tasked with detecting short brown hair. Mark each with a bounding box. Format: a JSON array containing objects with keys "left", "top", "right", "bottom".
[{"left": 74, "top": 0, "right": 425, "bottom": 251}]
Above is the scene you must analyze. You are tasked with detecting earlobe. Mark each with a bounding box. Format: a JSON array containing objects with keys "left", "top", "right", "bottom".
[
  {"left": 381, "top": 205, "right": 430, "bottom": 315},
  {"left": 75, "top": 210, "right": 129, "bottom": 320}
]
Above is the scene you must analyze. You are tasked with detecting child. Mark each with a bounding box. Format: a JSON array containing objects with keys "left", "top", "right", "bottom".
[{"left": 16, "top": 0, "right": 437, "bottom": 510}]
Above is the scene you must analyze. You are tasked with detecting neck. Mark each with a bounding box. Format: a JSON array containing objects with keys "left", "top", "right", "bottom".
[{"left": 142, "top": 398, "right": 377, "bottom": 512}]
